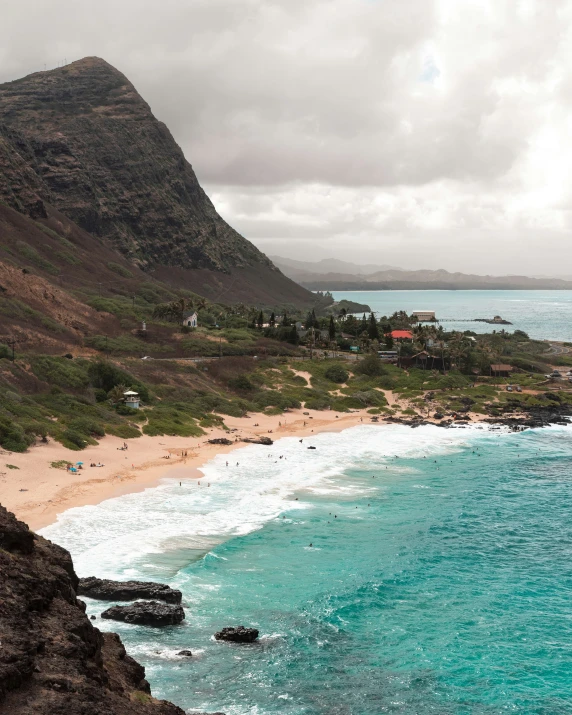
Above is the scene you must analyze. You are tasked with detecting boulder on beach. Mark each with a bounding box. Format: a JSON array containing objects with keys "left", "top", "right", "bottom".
[
  {"left": 101, "top": 601, "right": 185, "bottom": 627},
  {"left": 78, "top": 576, "right": 182, "bottom": 604},
  {"left": 242, "top": 436, "right": 273, "bottom": 446},
  {"left": 214, "top": 626, "right": 259, "bottom": 643},
  {"left": 208, "top": 438, "right": 233, "bottom": 445}
]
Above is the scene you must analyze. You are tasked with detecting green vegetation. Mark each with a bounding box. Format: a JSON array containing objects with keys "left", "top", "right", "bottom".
[
  {"left": 15, "top": 240, "right": 59, "bottom": 274},
  {"left": 6, "top": 464, "right": 19, "bottom": 469},
  {"left": 324, "top": 364, "right": 349, "bottom": 383},
  {"left": 0, "top": 285, "right": 569, "bottom": 456},
  {"left": 107, "top": 261, "right": 134, "bottom": 278}
]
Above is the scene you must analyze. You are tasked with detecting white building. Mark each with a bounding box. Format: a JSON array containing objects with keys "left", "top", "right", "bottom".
[
  {"left": 123, "top": 390, "right": 140, "bottom": 409},
  {"left": 412, "top": 311, "right": 436, "bottom": 322},
  {"left": 183, "top": 311, "right": 198, "bottom": 328}
]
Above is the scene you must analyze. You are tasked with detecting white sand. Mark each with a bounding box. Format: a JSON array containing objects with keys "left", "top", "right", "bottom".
[{"left": 1, "top": 408, "right": 376, "bottom": 530}]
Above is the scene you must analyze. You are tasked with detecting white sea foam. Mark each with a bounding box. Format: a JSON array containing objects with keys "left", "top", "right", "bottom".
[{"left": 39, "top": 423, "right": 508, "bottom": 579}]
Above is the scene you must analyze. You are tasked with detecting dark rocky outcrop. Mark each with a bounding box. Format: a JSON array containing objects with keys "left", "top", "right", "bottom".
[
  {"left": 0, "top": 57, "right": 312, "bottom": 306},
  {"left": 0, "top": 504, "right": 185, "bottom": 714},
  {"left": 101, "top": 601, "right": 185, "bottom": 627},
  {"left": 177, "top": 651, "right": 193, "bottom": 657},
  {"left": 214, "top": 626, "right": 259, "bottom": 643},
  {"left": 242, "top": 437, "right": 273, "bottom": 446},
  {"left": 208, "top": 438, "right": 234, "bottom": 446},
  {"left": 79, "top": 576, "right": 182, "bottom": 604}
]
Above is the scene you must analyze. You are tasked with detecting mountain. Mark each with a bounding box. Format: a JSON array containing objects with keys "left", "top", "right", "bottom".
[
  {"left": 278, "top": 266, "right": 572, "bottom": 291},
  {"left": 271, "top": 256, "right": 403, "bottom": 280},
  {"left": 0, "top": 57, "right": 311, "bottom": 306},
  {"left": 0, "top": 504, "right": 186, "bottom": 714}
]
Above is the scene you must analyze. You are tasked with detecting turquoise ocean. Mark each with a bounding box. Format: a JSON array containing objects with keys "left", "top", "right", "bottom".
[
  {"left": 332, "top": 289, "right": 572, "bottom": 341},
  {"left": 41, "top": 422, "right": 572, "bottom": 714}
]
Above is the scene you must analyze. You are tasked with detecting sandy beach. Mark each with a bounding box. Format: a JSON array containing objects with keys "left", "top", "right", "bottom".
[{"left": 1, "top": 407, "right": 379, "bottom": 531}]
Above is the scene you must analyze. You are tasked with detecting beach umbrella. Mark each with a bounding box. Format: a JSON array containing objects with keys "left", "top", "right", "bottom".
[{"left": 76, "top": 461, "right": 84, "bottom": 465}]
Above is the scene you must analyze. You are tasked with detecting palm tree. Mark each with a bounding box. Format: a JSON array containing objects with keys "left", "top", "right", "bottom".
[
  {"left": 108, "top": 384, "right": 127, "bottom": 404},
  {"left": 448, "top": 332, "right": 473, "bottom": 371}
]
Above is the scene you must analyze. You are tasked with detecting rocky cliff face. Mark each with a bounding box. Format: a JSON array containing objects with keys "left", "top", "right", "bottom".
[
  {"left": 0, "top": 504, "right": 185, "bottom": 715},
  {"left": 0, "top": 57, "right": 263, "bottom": 272},
  {"left": 0, "top": 58, "right": 311, "bottom": 305}
]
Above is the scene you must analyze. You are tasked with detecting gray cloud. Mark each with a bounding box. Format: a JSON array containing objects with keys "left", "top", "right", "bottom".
[{"left": 2, "top": 0, "right": 572, "bottom": 274}]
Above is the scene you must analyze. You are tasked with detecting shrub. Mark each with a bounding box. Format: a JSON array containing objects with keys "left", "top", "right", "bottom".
[
  {"left": 351, "top": 390, "right": 388, "bottom": 407},
  {"left": 435, "top": 373, "right": 472, "bottom": 390},
  {"left": 0, "top": 416, "right": 33, "bottom": 452},
  {"left": 325, "top": 364, "right": 349, "bottom": 383},
  {"left": 107, "top": 262, "right": 134, "bottom": 278},
  {"left": 354, "top": 354, "right": 386, "bottom": 377},
  {"left": 105, "top": 424, "right": 141, "bottom": 439},
  {"left": 228, "top": 374, "right": 254, "bottom": 391},
  {"left": 15, "top": 241, "right": 59, "bottom": 274},
  {"left": 31, "top": 356, "right": 90, "bottom": 389},
  {"left": 60, "top": 428, "right": 93, "bottom": 450},
  {"left": 67, "top": 417, "right": 105, "bottom": 437},
  {"left": 222, "top": 329, "right": 254, "bottom": 343},
  {"left": 87, "top": 361, "right": 150, "bottom": 402},
  {"left": 85, "top": 335, "right": 163, "bottom": 356}
]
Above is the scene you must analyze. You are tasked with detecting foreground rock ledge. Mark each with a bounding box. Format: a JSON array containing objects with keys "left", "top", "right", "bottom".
[
  {"left": 79, "top": 576, "right": 182, "bottom": 604},
  {"left": 0, "top": 503, "right": 187, "bottom": 714},
  {"left": 214, "top": 626, "right": 259, "bottom": 643},
  {"left": 101, "top": 601, "right": 186, "bottom": 627}
]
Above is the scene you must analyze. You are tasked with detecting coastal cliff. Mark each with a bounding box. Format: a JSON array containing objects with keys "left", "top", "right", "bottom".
[
  {"left": 0, "top": 504, "right": 185, "bottom": 715},
  {"left": 0, "top": 57, "right": 312, "bottom": 305}
]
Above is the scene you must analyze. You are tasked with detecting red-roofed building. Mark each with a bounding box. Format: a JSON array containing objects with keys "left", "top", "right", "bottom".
[{"left": 386, "top": 329, "right": 413, "bottom": 341}]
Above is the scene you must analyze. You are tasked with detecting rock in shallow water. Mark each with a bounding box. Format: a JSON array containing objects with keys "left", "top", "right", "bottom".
[
  {"left": 79, "top": 576, "right": 182, "bottom": 604},
  {"left": 214, "top": 626, "right": 259, "bottom": 643},
  {"left": 101, "top": 601, "right": 185, "bottom": 627},
  {"left": 177, "top": 650, "right": 193, "bottom": 657}
]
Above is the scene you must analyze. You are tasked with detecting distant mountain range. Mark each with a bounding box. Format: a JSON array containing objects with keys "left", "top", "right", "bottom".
[
  {"left": 271, "top": 257, "right": 572, "bottom": 291},
  {"left": 270, "top": 256, "right": 403, "bottom": 276}
]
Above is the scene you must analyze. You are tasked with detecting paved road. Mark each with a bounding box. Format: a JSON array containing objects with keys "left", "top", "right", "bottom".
[{"left": 546, "top": 342, "right": 572, "bottom": 356}]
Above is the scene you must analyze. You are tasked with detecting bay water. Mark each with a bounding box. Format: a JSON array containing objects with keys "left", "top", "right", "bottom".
[
  {"left": 332, "top": 289, "right": 572, "bottom": 341},
  {"left": 41, "top": 423, "right": 572, "bottom": 714}
]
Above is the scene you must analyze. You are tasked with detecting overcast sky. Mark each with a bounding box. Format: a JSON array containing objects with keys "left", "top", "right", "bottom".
[{"left": 2, "top": 0, "right": 572, "bottom": 275}]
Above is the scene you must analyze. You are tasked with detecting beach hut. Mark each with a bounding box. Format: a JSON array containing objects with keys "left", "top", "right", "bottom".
[
  {"left": 490, "top": 364, "right": 513, "bottom": 377},
  {"left": 123, "top": 390, "right": 140, "bottom": 409}
]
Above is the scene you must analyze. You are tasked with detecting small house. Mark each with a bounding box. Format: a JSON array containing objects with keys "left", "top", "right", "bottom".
[
  {"left": 399, "top": 351, "right": 448, "bottom": 371},
  {"left": 387, "top": 329, "right": 413, "bottom": 342},
  {"left": 123, "top": 390, "right": 140, "bottom": 409},
  {"left": 182, "top": 311, "right": 198, "bottom": 328},
  {"left": 490, "top": 364, "right": 513, "bottom": 377}
]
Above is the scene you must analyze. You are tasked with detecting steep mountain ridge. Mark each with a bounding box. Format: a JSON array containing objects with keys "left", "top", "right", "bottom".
[{"left": 0, "top": 57, "right": 311, "bottom": 305}]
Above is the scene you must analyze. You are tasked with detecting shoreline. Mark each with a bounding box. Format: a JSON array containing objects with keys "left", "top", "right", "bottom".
[
  {"left": 3, "top": 403, "right": 567, "bottom": 532},
  {"left": 1, "top": 407, "right": 378, "bottom": 531}
]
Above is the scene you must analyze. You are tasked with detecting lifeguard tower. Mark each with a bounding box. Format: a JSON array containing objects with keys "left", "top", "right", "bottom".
[{"left": 123, "top": 390, "right": 140, "bottom": 409}]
